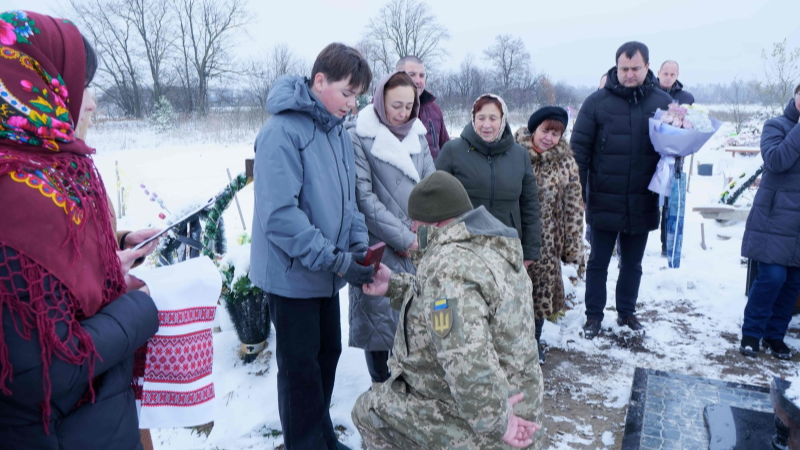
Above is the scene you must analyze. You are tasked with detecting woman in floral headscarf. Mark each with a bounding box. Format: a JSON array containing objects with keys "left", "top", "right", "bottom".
[{"left": 0, "top": 11, "right": 159, "bottom": 449}]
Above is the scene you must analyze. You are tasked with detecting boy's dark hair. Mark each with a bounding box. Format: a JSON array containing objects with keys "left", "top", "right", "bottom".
[
  {"left": 795, "top": 83, "right": 800, "bottom": 95},
  {"left": 311, "top": 43, "right": 372, "bottom": 94},
  {"left": 616, "top": 41, "right": 649, "bottom": 65},
  {"left": 82, "top": 34, "right": 98, "bottom": 87}
]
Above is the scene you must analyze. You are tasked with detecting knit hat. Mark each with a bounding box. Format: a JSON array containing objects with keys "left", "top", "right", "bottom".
[
  {"left": 527, "top": 106, "right": 569, "bottom": 133},
  {"left": 408, "top": 171, "right": 474, "bottom": 223}
]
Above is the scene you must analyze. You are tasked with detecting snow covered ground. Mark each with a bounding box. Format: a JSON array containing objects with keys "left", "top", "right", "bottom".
[{"left": 88, "top": 116, "right": 799, "bottom": 450}]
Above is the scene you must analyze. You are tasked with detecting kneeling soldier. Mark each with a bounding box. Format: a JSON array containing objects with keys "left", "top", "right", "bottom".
[{"left": 353, "top": 171, "right": 544, "bottom": 450}]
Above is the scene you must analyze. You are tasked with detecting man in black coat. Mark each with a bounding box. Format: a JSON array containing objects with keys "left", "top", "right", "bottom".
[
  {"left": 657, "top": 60, "right": 695, "bottom": 105},
  {"left": 657, "top": 60, "right": 695, "bottom": 256},
  {"left": 571, "top": 41, "right": 673, "bottom": 339}
]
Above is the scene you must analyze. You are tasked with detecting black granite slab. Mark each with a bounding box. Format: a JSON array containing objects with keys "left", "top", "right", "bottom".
[{"left": 622, "top": 369, "right": 772, "bottom": 450}]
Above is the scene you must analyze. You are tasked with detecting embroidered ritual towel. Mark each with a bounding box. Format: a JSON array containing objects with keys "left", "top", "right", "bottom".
[{"left": 131, "top": 256, "right": 223, "bottom": 428}]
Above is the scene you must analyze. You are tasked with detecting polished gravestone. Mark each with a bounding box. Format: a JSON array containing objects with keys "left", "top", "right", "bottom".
[
  {"left": 772, "top": 377, "right": 800, "bottom": 449},
  {"left": 622, "top": 368, "right": 775, "bottom": 450}
]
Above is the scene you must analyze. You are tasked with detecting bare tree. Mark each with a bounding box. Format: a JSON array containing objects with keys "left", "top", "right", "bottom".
[
  {"left": 761, "top": 39, "right": 800, "bottom": 115},
  {"left": 363, "top": 0, "right": 450, "bottom": 73},
  {"left": 356, "top": 36, "right": 393, "bottom": 91},
  {"left": 248, "top": 43, "right": 307, "bottom": 109},
  {"left": 453, "top": 54, "right": 487, "bottom": 101},
  {"left": 483, "top": 34, "right": 531, "bottom": 94},
  {"left": 553, "top": 81, "right": 581, "bottom": 107},
  {"left": 171, "top": 0, "right": 249, "bottom": 114},
  {"left": 125, "top": 0, "right": 174, "bottom": 104},
  {"left": 724, "top": 77, "right": 756, "bottom": 134},
  {"left": 533, "top": 74, "right": 555, "bottom": 106},
  {"left": 70, "top": 0, "right": 145, "bottom": 118}
]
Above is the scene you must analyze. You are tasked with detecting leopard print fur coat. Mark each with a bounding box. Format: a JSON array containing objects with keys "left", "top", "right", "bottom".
[{"left": 515, "top": 127, "right": 585, "bottom": 319}]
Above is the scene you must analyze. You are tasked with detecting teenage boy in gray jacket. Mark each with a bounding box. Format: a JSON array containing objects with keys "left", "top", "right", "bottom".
[{"left": 249, "top": 43, "right": 373, "bottom": 450}]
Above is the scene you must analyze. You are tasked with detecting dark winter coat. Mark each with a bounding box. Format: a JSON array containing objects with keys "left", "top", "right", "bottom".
[
  {"left": 658, "top": 79, "right": 695, "bottom": 105},
  {"left": 0, "top": 283, "right": 158, "bottom": 449},
  {"left": 418, "top": 91, "right": 450, "bottom": 161},
  {"left": 436, "top": 123, "right": 542, "bottom": 260},
  {"left": 571, "top": 68, "right": 673, "bottom": 234},
  {"left": 250, "top": 75, "right": 369, "bottom": 299},
  {"left": 742, "top": 99, "right": 800, "bottom": 267},
  {"left": 345, "top": 105, "right": 436, "bottom": 351}
]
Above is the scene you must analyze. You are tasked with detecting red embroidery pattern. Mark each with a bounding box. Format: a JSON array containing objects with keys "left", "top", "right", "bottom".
[
  {"left": 158, "top": 307, "right": 216, "bottom": 327},
  {"left": 145, "top": 330, "right": 213, "bottom": 384},
  {"left": 132, "top": 345, "right": 147, "bottom": 400},
  {"left": 141, "top": 384, "right": 215, "bottom": 408}
]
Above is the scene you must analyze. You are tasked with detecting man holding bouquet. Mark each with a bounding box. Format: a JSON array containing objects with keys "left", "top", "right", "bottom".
[{"left": 571, "top": 41, "right": 672, "bottom": 339}]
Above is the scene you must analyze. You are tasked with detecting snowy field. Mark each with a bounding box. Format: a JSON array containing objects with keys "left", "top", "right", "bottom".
[{"left": 88, "top": 115, "right": 799, "bottom": 450}]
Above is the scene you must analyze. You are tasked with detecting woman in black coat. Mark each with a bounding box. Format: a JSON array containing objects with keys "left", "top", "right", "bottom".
[
  {"left": 739, "top": 84, "right": 800, "bottom": 360},
  {"left": 0, "top": 11, "right": 159, "bottom": 449},
  {"left": 435, "top": 94, "right": 542, "bottom": 264}
]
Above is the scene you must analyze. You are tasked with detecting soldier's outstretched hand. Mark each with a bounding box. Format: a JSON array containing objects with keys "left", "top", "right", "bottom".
[
  {"left": 502, "top": 393, "right": 541, "bottom": 448},
  {"left": 363, "top": 263, "right": 392, "bottom": 297}
]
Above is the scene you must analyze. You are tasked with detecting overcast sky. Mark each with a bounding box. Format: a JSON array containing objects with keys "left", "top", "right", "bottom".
[{"left": 6, "top": 0, "right": 800, "bottom": 87}]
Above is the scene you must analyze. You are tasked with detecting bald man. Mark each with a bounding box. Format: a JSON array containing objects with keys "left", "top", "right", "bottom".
[
  {"left": 657, "top": 60, "right": 694, "bottom": 105},
  {"left": 656, "top": 60, "right": 695, "bottom": 256}
]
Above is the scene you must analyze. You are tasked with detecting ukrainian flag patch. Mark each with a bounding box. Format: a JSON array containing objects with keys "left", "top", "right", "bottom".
[{"left": 434, "top": 298, "right": 448, "bottom": 311}]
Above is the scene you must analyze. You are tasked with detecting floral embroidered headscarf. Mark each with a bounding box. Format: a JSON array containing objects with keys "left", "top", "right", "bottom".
[{"left": 0, "top": 10, "right": 125, "bottom": 429}]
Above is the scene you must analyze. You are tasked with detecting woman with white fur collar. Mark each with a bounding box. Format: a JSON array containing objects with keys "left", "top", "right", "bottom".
[{"left": 345, "top": 71, "right": 435, "bottom": 386}]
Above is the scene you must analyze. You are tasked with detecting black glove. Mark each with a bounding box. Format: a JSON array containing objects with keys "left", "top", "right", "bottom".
[{"left": 330, "top": 251, "right": 374, "bottom": 286}]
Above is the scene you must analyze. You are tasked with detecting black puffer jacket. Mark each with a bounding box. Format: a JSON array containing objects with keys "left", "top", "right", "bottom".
[
  {"left": 571, "top": 68, "right": 673, "bottom": 234},
  {"left": 0, "top": 251, "right": 159, "bottom": 450},
  {"left": 742, "top": 99, "right": 800, "bottom": 267},
  {"left": 659, "top": 79, "right": 695, "bottom": 105},
  {"left": 436, "top": 123, "right": 542, "bottom": 260}
]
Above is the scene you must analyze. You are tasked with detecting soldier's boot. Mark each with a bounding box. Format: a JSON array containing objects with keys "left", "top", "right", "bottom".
[{"left": 535, "top": 318, "right": 546, "bottom": 365}]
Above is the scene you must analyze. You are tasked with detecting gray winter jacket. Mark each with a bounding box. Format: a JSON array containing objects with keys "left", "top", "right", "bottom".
[
  {"left": 742, "top": 99, "right": 800, "bottom": 267},
  {"left": 249, "top": 75, "right": 368, "bottom": 299},
  {"left": 346, "top": 105, "right": 435, "bottom": 351}
]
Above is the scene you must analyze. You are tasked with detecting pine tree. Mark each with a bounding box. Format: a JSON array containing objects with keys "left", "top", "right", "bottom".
[{"left": 150, "top": 96, "right": 175, "bottom": 133}]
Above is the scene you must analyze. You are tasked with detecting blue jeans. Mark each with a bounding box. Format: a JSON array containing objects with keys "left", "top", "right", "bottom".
[
  {"left": 267, "top": 293, "right": 342, "bottom": 450},
  {"left": 742, "top": 262, "right": 800, "bottom": 340}
]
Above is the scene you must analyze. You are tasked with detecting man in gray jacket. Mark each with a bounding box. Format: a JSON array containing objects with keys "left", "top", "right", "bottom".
[{"left": 249, "top": 43, "right": 373, "bottom": 450}]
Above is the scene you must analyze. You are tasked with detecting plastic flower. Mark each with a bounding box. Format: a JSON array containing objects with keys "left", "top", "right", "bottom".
[{"left": 0, "top": 20, "right": 16, "bottom": 46}]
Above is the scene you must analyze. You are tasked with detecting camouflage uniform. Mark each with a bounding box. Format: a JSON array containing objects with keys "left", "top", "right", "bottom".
[{"left": 352, "top": 207, "right": 544, "bottom": 450}]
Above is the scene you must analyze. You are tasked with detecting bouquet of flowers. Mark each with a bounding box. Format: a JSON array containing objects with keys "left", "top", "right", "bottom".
[
  {"left": 658, "top": 103, "right": 716, "bottom": 132},
  {"left": 648, "top": 103, "right": 722, "bottom": 196},
  {"left": 648, "top": 103, "right": 722, "bottom": 269}
]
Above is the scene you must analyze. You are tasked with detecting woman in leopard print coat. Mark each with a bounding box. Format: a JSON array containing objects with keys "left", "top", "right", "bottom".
[{"left": 515, "top": 107, "right": 585, "bottom": 363}]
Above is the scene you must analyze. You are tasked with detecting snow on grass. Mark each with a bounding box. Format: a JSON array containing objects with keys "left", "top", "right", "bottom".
[
  {"left": 88, "top": 118, "right": 799, "bottom": 449},
  {"left": 601, "top": 430, "right": 614, "bottom": 447}
]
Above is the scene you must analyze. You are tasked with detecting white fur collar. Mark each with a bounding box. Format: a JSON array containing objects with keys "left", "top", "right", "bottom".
[{"left": 355, "top": 104, "right": 427, "bottom": 182}]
